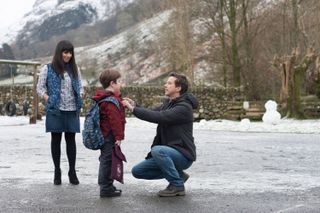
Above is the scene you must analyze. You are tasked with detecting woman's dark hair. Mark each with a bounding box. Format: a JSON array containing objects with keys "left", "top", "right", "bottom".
[
  {"left": 52, "top": 40, "right": 78, "bottom": 79},
  {"left": 169, "top": 72, "right": 189, "bottom": 94},
  {"left": 99, "top": 69, "right": 121, "bottom": 89}
]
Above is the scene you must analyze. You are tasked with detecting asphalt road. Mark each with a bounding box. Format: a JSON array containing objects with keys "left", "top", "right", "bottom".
[{"left": 0, "top": 123, "right": 320, "bottom": 212}]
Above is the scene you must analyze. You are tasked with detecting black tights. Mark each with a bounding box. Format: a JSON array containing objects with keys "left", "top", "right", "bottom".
[{"left": 51, "top": 132, "right": 77, "bottom": 171}]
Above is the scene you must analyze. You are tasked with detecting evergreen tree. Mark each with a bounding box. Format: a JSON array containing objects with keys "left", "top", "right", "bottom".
[
  {"left": 2, "top": 43, "right": 15, "bottom": 60},
  {"left": 0, "top": 43, "right": 17, "bottom": 77}
]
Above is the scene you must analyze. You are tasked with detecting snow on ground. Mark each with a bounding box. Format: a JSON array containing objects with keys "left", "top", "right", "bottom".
[
  {"left": 194, "top": 119, "right": 320, "bottom": 134},
  {"left": 0, "top": 116, "right": 319, "bottom": 134},
  {"left": 0, "top": 74, "right": 33, "bottom": 85},
  {"left": 0, "top": 115, "right": 319, "bottom": 195}
]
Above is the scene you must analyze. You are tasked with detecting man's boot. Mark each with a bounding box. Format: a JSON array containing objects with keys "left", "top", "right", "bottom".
[{"left": 158, "top": 184, "right": 185, "bottom": 197}]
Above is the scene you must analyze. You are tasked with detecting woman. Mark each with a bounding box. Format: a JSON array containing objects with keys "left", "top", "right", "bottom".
[{"left": 37, "top": 40, "right": 83, "bottom": 185}]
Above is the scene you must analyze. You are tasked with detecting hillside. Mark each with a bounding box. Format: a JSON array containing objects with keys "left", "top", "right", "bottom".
[{"left": 1, "top": 0, "right": 319, "bottom": 102}]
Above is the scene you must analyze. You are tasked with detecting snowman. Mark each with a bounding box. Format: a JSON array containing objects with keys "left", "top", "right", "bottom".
[
  {"left": 240, "top": 118, "right": 250, "bottom": 130},
  {"left": 262, "top": 100, "right": 281, "bottom": 125}
]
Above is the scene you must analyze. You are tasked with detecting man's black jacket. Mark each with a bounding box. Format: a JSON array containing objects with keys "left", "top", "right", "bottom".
[{"left": 132, "top": 92, "right": 198, "bottom": 161}]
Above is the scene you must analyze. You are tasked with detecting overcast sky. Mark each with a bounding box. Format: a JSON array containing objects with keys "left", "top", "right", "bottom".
[{"left": 0, "top": 0, "right": 36, "bottom": 32}]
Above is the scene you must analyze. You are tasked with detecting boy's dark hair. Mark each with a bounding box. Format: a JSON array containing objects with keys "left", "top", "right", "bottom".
[
  {"left": 99, "top": 69, "right": 121, "bottom": 88},
  {"left": 52, "top": 40, "right": 78, "bottom": 79},
  {"left": 169, "top": 72, "right": 189, "bottom": 94}
]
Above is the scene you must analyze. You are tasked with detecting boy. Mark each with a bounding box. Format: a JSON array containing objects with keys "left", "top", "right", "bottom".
[{"left": 92, "top": 69, "right": 126, "bottom": 197}]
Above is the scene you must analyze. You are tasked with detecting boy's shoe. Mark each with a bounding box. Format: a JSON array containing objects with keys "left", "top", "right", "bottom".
[
  {"left": 100, "top": 189, "right": 122, "bottom": 198},
  {"left": 54, "top": 168, "right": 61, "bottom": 185},
  {"left": 112, "top": 186, "right": 122, "bottom": 193},
  {"left": 181, "top": 171, "right": 189, "bottom": 183},
  {"left": 158, "top": 184, "right": 185, "bottom": 197},
  {"left": 68, "top": 170, "right": 79, "bottom": 185}
]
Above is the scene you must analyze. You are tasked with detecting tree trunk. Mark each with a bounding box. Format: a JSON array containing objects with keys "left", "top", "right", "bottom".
[
  {"left": 219, "top": 0, "right": 228, "bottom": 87},
  {"left": 291, "top": 0, "right": 299, "bottom": 48},
  {"left": 274, "top": 48, "right": 317, "bottom": 119},
  {"left": 290, "top": 68, "right": 305, "bottom": 118},
  {"left": 170, "top": 0, "right": 194, "bottom": 85},
  {"left": 228, "top": 0, "right": 241, "bottom": 87}
]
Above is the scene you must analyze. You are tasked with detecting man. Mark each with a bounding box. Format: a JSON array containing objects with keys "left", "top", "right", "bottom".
[{"left": 122, "top": 73, "right": 198, "bottom": 197}]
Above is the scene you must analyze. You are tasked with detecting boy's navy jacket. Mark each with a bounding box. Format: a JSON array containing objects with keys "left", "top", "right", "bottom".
[
  {"left": 92, "top": 89, "right": 126, "bottom": 141},
  {"left": 132, "top": 92, "right": 198, "bottom": 161}
]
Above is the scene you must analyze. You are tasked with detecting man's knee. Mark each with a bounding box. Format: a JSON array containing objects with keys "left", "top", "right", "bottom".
[
  {"left": 150, "top": 146, "right": 164, "bottom": 158},
  {"left": 131, "top": 165, "right": 142, "bottom": 179}
]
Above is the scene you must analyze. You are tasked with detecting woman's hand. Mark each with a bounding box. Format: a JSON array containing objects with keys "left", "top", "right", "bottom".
[{"left": 43, "top": 94, "right": 49, "bottom": 102}]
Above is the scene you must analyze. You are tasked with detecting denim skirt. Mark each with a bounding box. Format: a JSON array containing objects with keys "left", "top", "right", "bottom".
[{"left": 45, "top": 110, "right": 80, "bottom": 133}]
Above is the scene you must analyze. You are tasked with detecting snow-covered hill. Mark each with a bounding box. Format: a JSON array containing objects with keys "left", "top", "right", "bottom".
[
  {"left": 0, "top": 0, "right": 284, "bottom": 87},
  {"left": 35, "top": 10, "right": 172, "bottom": 86},
  {"left": 0, "top": 0, "right": 134, "bottom": 44}
]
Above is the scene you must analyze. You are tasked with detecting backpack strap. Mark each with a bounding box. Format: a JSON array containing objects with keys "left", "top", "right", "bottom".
[{"left": 97, "top": 96, "right": 120, "bottom": 110}]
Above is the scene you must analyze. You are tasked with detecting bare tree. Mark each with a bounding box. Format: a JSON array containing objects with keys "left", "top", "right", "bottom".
[
  {"left": 227, "top": 0, "right": 242, "bottom": 87},
  {"left": 158, "top": 0, "right": 195, "bottom": 85},
  {"left": 271, "top": 0, "right": 320, "bottom": 118}
]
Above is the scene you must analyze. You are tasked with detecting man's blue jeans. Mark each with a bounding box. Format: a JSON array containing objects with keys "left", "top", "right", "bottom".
[{"left": 131, "top": 145, "right": 193, "bottom": 187}]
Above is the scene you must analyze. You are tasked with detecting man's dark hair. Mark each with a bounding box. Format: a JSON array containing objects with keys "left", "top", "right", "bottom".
[
  {"left": 99, "top": 69, "right": 121, "bottom": 89},
  {"left": 169, "top": 72, "right": 189, "bottom": 94}
]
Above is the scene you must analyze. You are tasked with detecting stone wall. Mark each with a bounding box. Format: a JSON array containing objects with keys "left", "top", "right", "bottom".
[
  {"left": 0, "top": 86, "right": 34, "bottom": 116},
  {"left": 83, "top": 86, "right": 244, "bottom": 120},
  {"left": 1, "top": 86, "right": 319, "bottom": 119}
]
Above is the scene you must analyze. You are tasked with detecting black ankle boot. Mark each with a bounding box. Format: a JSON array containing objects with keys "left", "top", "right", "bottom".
[
  {"left": 54, "top": 168, "right": 61, "bottom": 185},
  {"left": 68, "top": 170, "right": 79, "bottom": 185}
]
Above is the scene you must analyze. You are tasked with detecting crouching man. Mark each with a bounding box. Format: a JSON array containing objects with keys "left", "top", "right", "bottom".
[{"left": 122, "top": 73, "right": 198, "bottom": 197}]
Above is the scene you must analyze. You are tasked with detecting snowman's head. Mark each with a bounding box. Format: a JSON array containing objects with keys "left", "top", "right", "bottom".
[{"left": 265, "top": 100, "right": 277, "bottom": 111}]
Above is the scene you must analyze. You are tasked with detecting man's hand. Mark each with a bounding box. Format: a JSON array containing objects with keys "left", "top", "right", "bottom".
[
  {"left": 122, "top": 98, "right": 135, "bottom": 111},
  {"left": 123, "top": 97, "right": 135, "bottom": 106}
]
